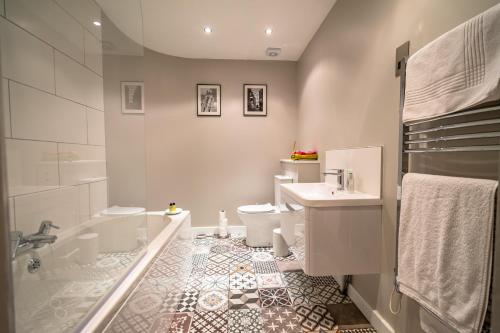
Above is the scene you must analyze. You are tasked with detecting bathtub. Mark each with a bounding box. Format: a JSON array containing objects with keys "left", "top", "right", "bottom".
[{"left": 13, "top": 209, "right": 191, "bottom": 333}]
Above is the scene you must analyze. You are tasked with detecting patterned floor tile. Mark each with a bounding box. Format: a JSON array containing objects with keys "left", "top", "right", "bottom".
[
  {"left": 273, "top": 252, "right": 297, "bottom": 262},
  {"left": 191, "top": 253, "right": 208, "bottom": 267},
  {"left": 228, "top": 289, "right": 260, "bottom": 309},
  {"left": 211, "top": 244, "right": 234, "bottom": 254},
  {"left": 197, "top": 290, "right": 228, "bottom": 311},
  {"left": 190, "top": 310, "right": 228, "bottom": 333},
  {"left": 288, "top": 283, "right": 351, "bottom": 306},
  {"left": 246, "top": 244, "right": 273, "bottom": 252},
  {"left": 339, "top": 329, "right": 377, "bottom": 333},
  {"left": 252, "top": 252, "right": 274, "bottom": 262},
  {"left": 287, "top": 285, "right": 316, "bottom": 306},
  {"left": 177, "top": 290, "right": 199, "bottom": 312},
  {"left": 228, "top": 309, "right": 263, "bottom": 333},
  {"left": 201, "top": 274, "right": 229, "bottom": 290},
  {"left": 295, "top": 304, "right": 336, "bottom": 331},
  {"left": 229, "top": 237, "right": 247, "bottom": 249},
  {"left": 276, "top": 260, "right": 302, "bottom": 272},
  {"left": 261, "top": 306, "right": 302, "bottom": 333},
  {"left": 229, "top": 272, "right": 258, "bottom": 289},
  {"left": 186, "top": 273, "right": 204, "bottom": 291},
  {"left": 107, "top": 235, "right": 375, "bottom": 333},
  {"left": 229, "top": 252, "right": 253, "bottom": 265},
  {"left": 253, "top": 261, "right": 279, "bottom": 274},
  {"left": 209, "top": 253, "right": 234, "bottom": 265},
  {"left": 162, "top": 291, "right": 184, "bottom": 313},
  {"left": 230, "top": 263, "right": 254, "bottom": 275},
  {"left": 259, "top": 288, "right": 292, "bottom": 308},
  {"left": 281, "top": 271, "right": 312, "bottom": 288},
  {"left": 205, "top": 262, "right": 230, "bottom": 275},
  {"left": 256, "top": 273, "right": 286, "bottom": 288},
  {"left": 150, "top": 312, "right": 192, "bottom": 333},
  {"left": 193, "top": 245, "right": 211, "bottom": 255},
  {"left": 192, "top": 237, "right": 215, "bottom": 247}
]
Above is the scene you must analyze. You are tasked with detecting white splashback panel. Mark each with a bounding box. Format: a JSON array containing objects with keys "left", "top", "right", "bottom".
[{"left": 325, "top": 146, "right": 382, "bottom": 197}]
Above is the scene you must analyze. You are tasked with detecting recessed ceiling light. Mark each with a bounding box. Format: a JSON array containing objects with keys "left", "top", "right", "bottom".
[
  {"left": 265, "top": 27, "right": 273, "bottom": 35},
  {"left": 93, "top": 20, "right": 101, "bottom": 27},
  {"left": 203, "top": 26, "right": 212, "bottom": 34}
]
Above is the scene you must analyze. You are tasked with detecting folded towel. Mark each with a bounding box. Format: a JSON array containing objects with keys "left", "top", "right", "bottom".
[
  {"left": 403, "top": 3, "right": 500, "bottom": 123},
  {"left": 291, "top": 154, "right": 318, "bottom": 160},
  {"left": 398, "top": 173, "right": 497, "bottom": 333}
]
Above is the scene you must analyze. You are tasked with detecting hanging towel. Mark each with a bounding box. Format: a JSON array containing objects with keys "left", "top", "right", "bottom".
[
  {"left": 403, "top": 3, "right": 500, "bottom": 123},
  {"left": 398, "top": 173, "right": 497, "bottom": 333}
]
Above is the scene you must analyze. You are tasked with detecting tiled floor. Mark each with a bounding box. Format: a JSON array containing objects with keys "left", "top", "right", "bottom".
[{"left": 105, "top": 235, "right": 377, "bottom": 333}]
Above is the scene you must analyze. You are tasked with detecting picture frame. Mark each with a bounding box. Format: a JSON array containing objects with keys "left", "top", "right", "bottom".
[
  {"left": 243, "top": 84, "right": 267, "bottom": 116},
  {"left": 121, "top": 81, "right": 144, "bottom": 114},
  {"left": 197, "top": 84, "right": 221, "bottom": 116}
]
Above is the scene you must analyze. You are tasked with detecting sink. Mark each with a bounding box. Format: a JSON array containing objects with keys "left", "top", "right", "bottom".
[
  {"left": 279, "top": 182, "right": 382, "bottom": 276},
  {"left": 280, "top": 182, "right": 382, "bottom": 207}
]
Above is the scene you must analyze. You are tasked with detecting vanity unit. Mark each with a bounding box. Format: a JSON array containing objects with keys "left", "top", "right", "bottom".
[{"left": 279, "top": 146, "right": 382, "bottom": 276}]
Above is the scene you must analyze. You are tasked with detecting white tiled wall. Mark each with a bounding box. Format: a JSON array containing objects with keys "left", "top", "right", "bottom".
[
  {"left": 55, "top": 51, "right": 104, "bottom": 110},
  {"left": 87, "top": 108, "right": 105, "bottom": 145},
  {"left": 58, "top": 143, "right": 106, "bottom": 186},
  {"left": 0, "top": 17, "right": 55, "bottom": 93},
  {"left": 84, "top": 31, "right": 103, "bottom": 75},
  {"left": 0, "top": 0, "right": 107, "bottom": 235},
  {"left": 6, "top": 0, "right": 85, "bottom": 63},
  {"left": 10, "top": 82, "right": 87, "bottom": 143}
]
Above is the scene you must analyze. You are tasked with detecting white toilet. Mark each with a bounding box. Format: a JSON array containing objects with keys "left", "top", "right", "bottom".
[{"left": 237, "top": 175, "right": 303, "bottom": 247}]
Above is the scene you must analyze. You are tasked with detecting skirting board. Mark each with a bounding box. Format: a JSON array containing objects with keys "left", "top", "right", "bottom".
[
  {"left": 192, "top": 225, "right": 247, "bottom": 236},
  {"left": 348, "top": 285, "right": 395, "bottom": 333}
]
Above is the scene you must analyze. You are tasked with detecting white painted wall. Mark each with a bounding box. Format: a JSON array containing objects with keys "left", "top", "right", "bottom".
[{"left": 0, "top": 0, "right": 108, "bottom": 235}]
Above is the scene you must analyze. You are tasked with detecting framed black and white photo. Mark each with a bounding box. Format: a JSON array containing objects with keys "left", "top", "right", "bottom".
[
  {"left": 197, "top": 84, "right": 221, "bottom": 116},
  {"left": 244, "top": 84, "right": 267, "bottom": 116},
  {"left": 121, "top": 81, "right": 144, "bottom": 114}
]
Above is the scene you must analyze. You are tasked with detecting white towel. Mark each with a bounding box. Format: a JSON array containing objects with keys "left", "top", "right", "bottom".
[
  {"left": 398, "top": 173, "right": 497, "bottom": 333},
  {"left": 403, "top": 3, "right": 500, "bottom": 123}
]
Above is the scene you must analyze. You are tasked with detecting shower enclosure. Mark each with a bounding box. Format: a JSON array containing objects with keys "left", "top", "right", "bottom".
[{"left": 0, "top": 0, "right": 151, "bottom": 331}]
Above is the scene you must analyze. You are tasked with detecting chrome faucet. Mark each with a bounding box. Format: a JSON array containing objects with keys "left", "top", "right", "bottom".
[
  {"left": 323, "top": 168, "right": 345, "bottom": 191},
  {"left": 10, "top": 221, "right": 59, "bottom": 260}
]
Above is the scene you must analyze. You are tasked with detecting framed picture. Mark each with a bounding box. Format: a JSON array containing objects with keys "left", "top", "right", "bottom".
[
  {"left": 244, "top": 84, "right": 267, "bottom": 116},
  {"left": 197, "top": 84, "right": 221, "bottom": 116},
  {"left": 121, "top": 81, "right": 144, "bottom": 114}
]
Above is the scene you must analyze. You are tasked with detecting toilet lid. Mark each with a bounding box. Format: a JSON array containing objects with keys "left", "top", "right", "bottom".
[{"left": 238, "top": 203, "right": 275, "bottom": 214}]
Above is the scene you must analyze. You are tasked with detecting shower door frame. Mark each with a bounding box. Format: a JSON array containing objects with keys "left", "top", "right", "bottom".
[{"left": 0, "top": 38, "right": 16, "bottom": 333}]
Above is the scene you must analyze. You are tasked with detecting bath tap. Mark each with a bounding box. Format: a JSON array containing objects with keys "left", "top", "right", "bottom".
[
  {"left": 323, "top": 168, "right": 345, "bottom": 191},
  {"left": 10, "top": 221, "right": 59, "bottom": 259}
]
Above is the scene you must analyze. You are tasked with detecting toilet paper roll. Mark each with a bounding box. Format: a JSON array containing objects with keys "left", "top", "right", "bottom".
[
  {"left": 219, "top": 210, "right": 226, "bottom": 221},
  {"left": 219, "top": 225, "right": 228, "bottom": 237},
  {"left": 76, "top": 233, "right": 99, "bottom": 265},
  {"left": 220, "top": 217, "right": 228, "bottom": 226}
]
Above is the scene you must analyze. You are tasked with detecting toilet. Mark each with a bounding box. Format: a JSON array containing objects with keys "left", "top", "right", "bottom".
[{"left": 237, "top": 175, "right": 303, "bottom": 247}]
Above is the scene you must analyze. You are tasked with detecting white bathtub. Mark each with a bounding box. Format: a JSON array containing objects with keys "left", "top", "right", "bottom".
[{"left": 13, "top": 209, "right": 191, "bottom": 333}]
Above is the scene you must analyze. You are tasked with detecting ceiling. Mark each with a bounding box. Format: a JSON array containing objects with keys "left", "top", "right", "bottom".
[{"left": 100, "top": 0, "right": 337, "bottom": 60}]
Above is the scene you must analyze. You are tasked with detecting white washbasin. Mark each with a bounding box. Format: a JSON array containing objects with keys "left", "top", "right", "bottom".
[{"left": 280, "top": 182, "right": 382, "bottom": 207}]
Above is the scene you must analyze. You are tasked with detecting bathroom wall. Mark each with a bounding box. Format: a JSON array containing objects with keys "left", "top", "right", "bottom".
[
  {"left": 144, "top": 50, "right": 297, "bottom": 226},
  {"left": 296, "top": 0, "right": 500, "bottom": 331},
  {"left": 0, "top": 0, "right": 108, "bottom": 235}
]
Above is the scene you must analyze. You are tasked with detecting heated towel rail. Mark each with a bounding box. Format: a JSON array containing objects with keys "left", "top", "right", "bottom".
[{"left": 395, "top": 57, "right": 500, "bottom": 330}]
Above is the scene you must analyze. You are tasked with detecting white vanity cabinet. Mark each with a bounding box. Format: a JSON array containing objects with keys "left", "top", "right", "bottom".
[{"left": 282, "top": 190, "right": 382, "bottom": 276}]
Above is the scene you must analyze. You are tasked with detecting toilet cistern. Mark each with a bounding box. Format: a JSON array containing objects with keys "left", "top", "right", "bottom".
[{"left": 323, "top": 168, "right": 345, "bottom": 191}]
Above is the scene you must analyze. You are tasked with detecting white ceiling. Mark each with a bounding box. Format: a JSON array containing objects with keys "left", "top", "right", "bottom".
[{"left": 100, "top": 0, "right": 337, "bottom": 61}]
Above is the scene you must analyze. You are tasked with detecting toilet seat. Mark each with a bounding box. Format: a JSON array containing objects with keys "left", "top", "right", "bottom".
[{"left": 238, "top": 203, "right": 275, "bottom": 214}]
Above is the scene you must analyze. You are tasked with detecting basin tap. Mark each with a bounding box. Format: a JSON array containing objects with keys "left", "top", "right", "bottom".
[
  {"left": 10, "top": 221, "right": 59, "bottom": 259},
  {"left": 323, "top": 168, "right": 345, "bottom": 191}
]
